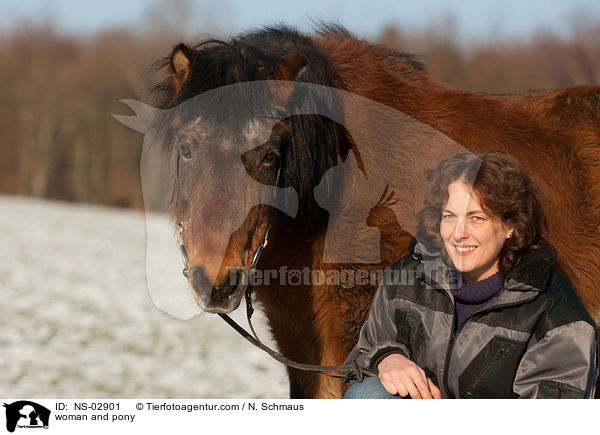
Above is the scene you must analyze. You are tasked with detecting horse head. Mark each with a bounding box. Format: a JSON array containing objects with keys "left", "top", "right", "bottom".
[{"left": 117, "top": 33, "right": 349, "bottom": 313}]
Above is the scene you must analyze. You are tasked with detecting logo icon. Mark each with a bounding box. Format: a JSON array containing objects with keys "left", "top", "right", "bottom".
[{"left": 3, "top": 401, "right": 50, "bottom": 433}]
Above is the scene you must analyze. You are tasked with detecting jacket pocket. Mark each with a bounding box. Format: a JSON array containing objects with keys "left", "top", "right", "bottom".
[
  {"left": 394, "top": 310, "right": 427, "bottom": 370},
  {"left": 459, "top": 336, "right": 527, "bottom": 399},
  {"left": 537, "top": 381, "right": 585, "bottom": 399}
]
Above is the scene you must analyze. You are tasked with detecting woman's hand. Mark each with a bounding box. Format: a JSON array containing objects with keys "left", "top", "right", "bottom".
[{"left": 377, "top": 354, "right": 442, "bottom": 399}]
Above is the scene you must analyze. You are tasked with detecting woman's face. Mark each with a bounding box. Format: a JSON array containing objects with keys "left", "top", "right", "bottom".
[{"left": 440, "top": 180, "right": 513, "bottom": 283}]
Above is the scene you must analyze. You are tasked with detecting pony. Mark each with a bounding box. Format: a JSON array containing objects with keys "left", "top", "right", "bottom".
[{"left": 137, "top": 24, "right": 600, "bottom": 398}]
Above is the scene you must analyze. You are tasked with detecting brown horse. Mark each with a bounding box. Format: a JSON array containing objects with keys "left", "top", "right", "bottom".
[{"left": 143, "top": 24, "right": 600, "bottom": 398}]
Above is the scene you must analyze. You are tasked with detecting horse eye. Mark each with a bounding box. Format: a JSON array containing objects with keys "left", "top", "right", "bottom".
[
  {"left": 179, "top": 144, "right": 192, "bottom": 160},
  {"left": 262, "top": 151, "right": 277, "bottom": 165}
]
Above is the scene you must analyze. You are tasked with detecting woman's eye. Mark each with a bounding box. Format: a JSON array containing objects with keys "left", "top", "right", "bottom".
[
  {"left": 442, "top": 214, "right": 455, "bottom": 220},
  {"left": 179, "top": 144, "right": 192, "bottom": 160},
  {"left": 472, "top": 216, "right": 485, "bottom": 222}
]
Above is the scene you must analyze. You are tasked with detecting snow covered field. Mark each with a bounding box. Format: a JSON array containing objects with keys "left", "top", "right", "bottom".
[{"left": 0, "top": 194, "right": 288, "bottom": 398}]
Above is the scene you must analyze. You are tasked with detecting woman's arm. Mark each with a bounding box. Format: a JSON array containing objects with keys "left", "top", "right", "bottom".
[
  {"left": 344, "top": 268, "right": 411, "bottom": 370},
  {"left": 344, "top": 267, "right": 441, "bottom": 398},
  {"left": 513, "top": 320, "right": 598, "bottom": 398}
]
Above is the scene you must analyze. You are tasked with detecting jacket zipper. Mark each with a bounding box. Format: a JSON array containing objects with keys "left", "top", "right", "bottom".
[
  {"left": 466, "top": 347, "right": 506, "bottom": 397},
  {"left": 442, "top": 297, "right": 540, "bottom": 398},
  {"left": 426, "top": 266, "right": 541, "bottom": 399},
  {"left": 443, "top": 311, "right": 457, "bottom": 398}
]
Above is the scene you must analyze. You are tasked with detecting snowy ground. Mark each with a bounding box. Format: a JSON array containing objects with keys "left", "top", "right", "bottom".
[{"left": 0, "top": 194, "right": 288, "bottom": 398}]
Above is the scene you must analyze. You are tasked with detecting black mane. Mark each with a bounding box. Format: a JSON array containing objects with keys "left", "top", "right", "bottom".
[{"left": 152, "top": 24, "right": 339, "bottom": 109}]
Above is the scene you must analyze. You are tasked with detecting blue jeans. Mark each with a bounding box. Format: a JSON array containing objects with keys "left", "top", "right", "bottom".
[{"left": 343, "top": 377, "right": 406, "bottom": 399}]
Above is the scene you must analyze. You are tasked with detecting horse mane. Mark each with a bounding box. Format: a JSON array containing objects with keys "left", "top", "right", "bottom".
[{"left": 152, "top": 24, "right": 340, "bottom": 107}]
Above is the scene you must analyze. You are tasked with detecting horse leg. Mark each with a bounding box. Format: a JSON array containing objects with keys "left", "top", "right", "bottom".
[
  {"left": 288, "top": 370, "right": 303, "bottom": 399},
  {"left": 287, "top": 368, "right": 319, "bottom": 399}
]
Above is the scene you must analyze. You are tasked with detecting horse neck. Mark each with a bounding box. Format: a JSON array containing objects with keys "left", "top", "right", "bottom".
[
  {"left": 319, "top": 36, "right": 530, "bottom": 147},
  {"left": 363, "top": 73, "right": 519, "bottom": 146}
]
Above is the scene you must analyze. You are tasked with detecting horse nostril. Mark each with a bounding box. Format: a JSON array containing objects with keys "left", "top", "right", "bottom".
[
  {"left": 189, "top": 266, "right": 213, "bottom": 306},
  {"left": 190, "top": 266, "right": 244, "bottom": 305},
  {"left": 217, "top": 268, "right": 243, "bottom": 299}
]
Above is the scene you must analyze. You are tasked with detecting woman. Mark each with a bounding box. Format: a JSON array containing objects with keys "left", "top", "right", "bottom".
[{"left": 344, "top": 150, "right": 598, "bottom": 399}]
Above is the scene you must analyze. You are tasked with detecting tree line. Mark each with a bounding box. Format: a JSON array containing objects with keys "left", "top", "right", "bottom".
[{"left": 1, "top": 20, "right": 598, "bottom": 209}]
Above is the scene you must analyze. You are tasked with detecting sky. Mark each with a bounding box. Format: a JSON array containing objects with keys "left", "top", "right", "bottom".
[{"left": 1, "top": 0, "right": 599, "bottom": 42}]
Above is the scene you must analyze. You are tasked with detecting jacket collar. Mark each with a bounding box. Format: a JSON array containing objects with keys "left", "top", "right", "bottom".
[
  {"left": 411, "top": 241, "right": 452, "bottom": 290},
  {"left": 410, "top": 239, "right": 554, "bottom": 293},
  {"left": 502, "top": 241, "right": 554, "bottom": 292}
]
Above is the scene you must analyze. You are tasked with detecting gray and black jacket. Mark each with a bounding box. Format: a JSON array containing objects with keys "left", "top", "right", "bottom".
[{"left": 346, "top": 241, "right": 598, "bottom": 398}]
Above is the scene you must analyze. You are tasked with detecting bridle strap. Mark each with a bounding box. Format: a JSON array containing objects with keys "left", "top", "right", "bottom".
[
  {"left": 243, "top": 168, "right": 279, "bottom": 327},
  {"left": 170, "top": 146, "right": 181, "bottom": 204},
  {"left": 176, "top": 223, "right": 189, "bottom": 279}
]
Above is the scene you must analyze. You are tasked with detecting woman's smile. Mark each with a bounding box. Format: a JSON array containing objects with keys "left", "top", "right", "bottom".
[{"left": 453, "top": 245, "right": 477, "bottom": 255}]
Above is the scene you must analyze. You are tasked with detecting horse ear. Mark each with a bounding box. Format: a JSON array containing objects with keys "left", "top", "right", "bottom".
[
  {"left": 268, "top": 51, "right": 308, "bottom": 103},
  {"left": 276, "top": 51, "right": 308, "bottom": 80},
  {"left": 169, "top": 43, "right": 196, "bottom": 91}
]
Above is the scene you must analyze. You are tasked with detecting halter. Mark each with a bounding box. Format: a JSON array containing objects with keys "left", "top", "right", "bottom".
[
  {"left": 170, "top": 145, "right": 182, "bottom": 205},
  {"left": 171, "top": 150, "right": 375, "bottom": 384}
]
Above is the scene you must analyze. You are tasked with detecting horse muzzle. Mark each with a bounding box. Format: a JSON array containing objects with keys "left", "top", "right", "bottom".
[{"left": 189, "top": 265, "right": 245, "bottom": 313}]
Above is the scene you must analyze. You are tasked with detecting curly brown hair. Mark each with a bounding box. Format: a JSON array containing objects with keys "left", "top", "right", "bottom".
[{"left": 416, "top": 150, "right": 551, "bottom": 274}]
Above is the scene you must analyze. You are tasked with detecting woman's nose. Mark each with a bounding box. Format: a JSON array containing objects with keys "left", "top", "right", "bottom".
[{"left": 452, "top": 220, "right": 469, "bottom": 241}]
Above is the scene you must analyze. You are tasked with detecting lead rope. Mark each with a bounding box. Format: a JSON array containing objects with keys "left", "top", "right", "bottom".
[{"left": 216, "top": 312, "right": 374, "bottom": 381}]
